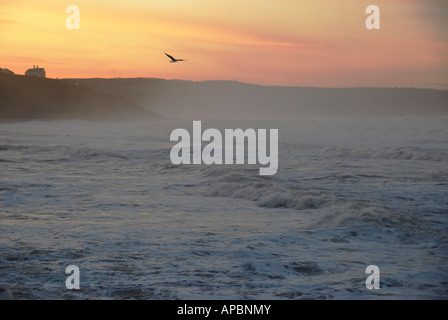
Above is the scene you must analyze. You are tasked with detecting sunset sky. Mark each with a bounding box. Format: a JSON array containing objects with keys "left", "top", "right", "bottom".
[{"left": 1, "top": 0, "right": 447, "bottom": 88}]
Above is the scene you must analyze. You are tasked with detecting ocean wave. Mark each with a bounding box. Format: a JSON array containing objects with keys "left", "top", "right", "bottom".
[
  {"left": 0, "top": 144, "right": 130, "bottom": 160},
  {"left": 0, "top": 144, "right": 45, "bottom": 153},
  {"left": 201, "top": 167, "right": 441, "bottom": 235},
  {"left": 323, "top": 147, "right": 448, "bottom": 161},
  {"left": 203, "top": 169, "right": 335, "bottom": 210},
  {"left": 66, "top": 147, "right": 129, "bottom": 160}
]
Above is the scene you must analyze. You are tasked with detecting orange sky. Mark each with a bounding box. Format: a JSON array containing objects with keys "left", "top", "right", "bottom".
[{"left": 1, "top": 0, "right": 447, "bottom": 88}]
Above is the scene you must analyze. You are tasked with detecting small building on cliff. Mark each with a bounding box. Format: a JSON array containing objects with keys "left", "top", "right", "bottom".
[{"left": 25, "top": 65, "right": 46, "bottom": 78}]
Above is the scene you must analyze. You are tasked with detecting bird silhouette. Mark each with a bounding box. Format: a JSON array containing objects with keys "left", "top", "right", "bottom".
[{"left": 164, "top": 52, "right": 186, "bottom": 63}]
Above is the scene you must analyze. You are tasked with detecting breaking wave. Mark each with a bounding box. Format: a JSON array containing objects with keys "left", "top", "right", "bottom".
[
  {"left": 199, "top": 165, "right": 445, "bottom": 236},
  {"left": 201, "top": 167, "right": 345, "bottom": 212}
]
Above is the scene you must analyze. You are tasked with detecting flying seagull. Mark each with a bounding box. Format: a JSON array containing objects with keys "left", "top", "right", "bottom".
[{"left": 164, "top": 52, "right": 186, "bottom": 63}]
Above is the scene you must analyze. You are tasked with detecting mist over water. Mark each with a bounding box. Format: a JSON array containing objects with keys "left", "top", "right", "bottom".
[{"left": 1, "top": 116, "right": 447, "bottom": 299}]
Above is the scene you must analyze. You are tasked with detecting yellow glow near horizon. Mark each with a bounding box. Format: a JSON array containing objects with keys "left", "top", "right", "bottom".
[{"left": 1, "top": 0, "right": 447, "bottom": 88}]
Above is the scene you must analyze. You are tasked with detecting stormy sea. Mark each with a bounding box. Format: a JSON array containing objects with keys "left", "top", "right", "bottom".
[{"left": 1, "top": 116, "right": 447, "bottom": 299}]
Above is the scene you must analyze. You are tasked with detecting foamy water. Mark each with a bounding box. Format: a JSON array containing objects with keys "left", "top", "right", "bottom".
[{"left": 0, "top": 117, "right": 447, "bottom": 299}]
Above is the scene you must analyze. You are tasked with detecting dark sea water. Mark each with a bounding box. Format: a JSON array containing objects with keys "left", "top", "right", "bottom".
[{"left": 1, "top": 117, "right": 447, "bottom": 299}]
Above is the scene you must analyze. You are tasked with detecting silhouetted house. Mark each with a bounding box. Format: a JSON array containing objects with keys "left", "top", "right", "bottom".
[
  {"left": 0, "top": 68, "right": 14, "bottom": 75},
  {"left": 25, "top": 65, "right": 46, "bottom": 78}
]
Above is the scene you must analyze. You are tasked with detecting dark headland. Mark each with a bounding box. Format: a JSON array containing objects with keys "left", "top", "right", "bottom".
[
  {"left": 0, "top": 73, "right": 159, "bottom": 122},
  {"left": 1, "top": 73, "right": 447, "bottom": 122}
]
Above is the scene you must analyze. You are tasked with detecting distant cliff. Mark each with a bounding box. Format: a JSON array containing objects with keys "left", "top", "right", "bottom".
[
  {"left": 68, "top": 78, "right": 448, "bottom": 119},
  {"left": 0, "top": 74, "right": 160, "bottom": 122}
]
